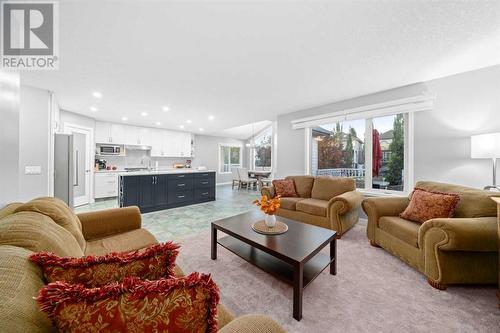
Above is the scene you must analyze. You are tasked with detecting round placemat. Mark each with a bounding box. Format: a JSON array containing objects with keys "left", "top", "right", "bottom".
[{"left": 252, "top": 220, "right": 288, "bottom": 235}]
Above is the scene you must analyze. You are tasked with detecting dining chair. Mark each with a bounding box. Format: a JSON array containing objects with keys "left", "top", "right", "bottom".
[
  {"left": 237, "top": 167, "right": 258, "bottom": 190},
  {"left": 231, "top": 168, "right": 241, "bottom": 189}
]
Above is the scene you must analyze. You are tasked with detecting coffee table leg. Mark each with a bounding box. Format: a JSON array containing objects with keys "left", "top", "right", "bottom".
[
  {"left": 330, "top": 238, "right": 337, "bottom": 275},
  {"left": 211, "top": 224, "right": 217, "bottom": 260},
  {"left": 293, "top": 262, "right": 303, "bottom": 321}
]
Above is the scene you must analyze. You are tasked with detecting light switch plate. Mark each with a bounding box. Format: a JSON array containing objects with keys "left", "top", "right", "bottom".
[{"left": 25, "top": 165, "right": 42, "bottom": 175}]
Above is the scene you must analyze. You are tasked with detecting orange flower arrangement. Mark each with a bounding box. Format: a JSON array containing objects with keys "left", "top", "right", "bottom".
[{"left": 253, "top": 195, "right": 281, "bottom": 215}]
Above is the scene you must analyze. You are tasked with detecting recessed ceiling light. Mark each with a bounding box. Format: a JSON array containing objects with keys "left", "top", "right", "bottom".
[
  {"left": 140, "top": 112, "right": 148, "bottom": 116},
  {"left": 179, "top": 125, "right": 185, "bottom": 129},
  {"left": 208, "top": 115, "right": 214, "bottom": 121},
  {"left": 186, "top": 119, "right": 192, "bottom": 124},
  {"left": 199, "top": 128, "right": 204, "bottom": 132},
  {"left": 121, "top": 117, "right": 128, "bottom": 121},
  {"left": 155, "top": 121, "right": 162, "bottom": 126},
  {"left": 92, "top": 91, "right": 102, "bottom": 98},
  {"left": 162, "top": 106, "right": 169, "bottom": 112},
  {"left": 90, "top": 106, "right": 98, "bottom": 112}
]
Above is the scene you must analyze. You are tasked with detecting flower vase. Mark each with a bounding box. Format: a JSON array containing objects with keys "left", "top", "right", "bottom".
[{"left": 264, "top": 214, "right": 276, "bottom": 228}]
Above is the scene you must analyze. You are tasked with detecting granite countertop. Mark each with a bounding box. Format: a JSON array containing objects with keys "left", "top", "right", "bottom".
[
  {"left": 118, "top": 169, "right": 215, "bottom": 176},
  {"left": 95, "top": 169, "right": 125, "bottom": 173}
]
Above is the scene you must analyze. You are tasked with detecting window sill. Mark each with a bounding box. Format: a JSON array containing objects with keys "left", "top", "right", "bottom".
[{"left": 358, "top": 189, "right": 408, "bottom": 197}]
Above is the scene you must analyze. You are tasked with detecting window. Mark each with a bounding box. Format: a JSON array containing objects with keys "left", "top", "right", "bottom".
[
  {"left": 312, "top": 119, "right": 366, "bottom": 189},
  {"left": 252, "top": 126, "right": 272, "bottom": 171},
  {"left": 310, "top": 113, "right": 409, "bottom": 193},
  {"left": 219, "top": 144, "right": 242, "bottom": 173}
]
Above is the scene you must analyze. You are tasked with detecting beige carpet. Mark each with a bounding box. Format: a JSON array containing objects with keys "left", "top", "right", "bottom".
[{"left": 176, "top": 222, "right": 500, "bottom": 332}]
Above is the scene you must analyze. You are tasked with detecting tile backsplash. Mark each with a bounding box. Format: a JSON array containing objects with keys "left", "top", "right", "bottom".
[{"left": 99, "top": 150, "right": 189, "bottom": 169}]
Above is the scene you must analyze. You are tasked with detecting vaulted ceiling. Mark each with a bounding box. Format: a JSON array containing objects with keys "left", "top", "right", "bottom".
[{"left": 21, "top": 0, "right": 500, "bottom": 137}]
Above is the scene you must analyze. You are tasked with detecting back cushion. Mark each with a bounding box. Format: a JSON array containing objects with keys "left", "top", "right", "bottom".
[
  {"left": 285, "top": 176, "right": 315, "bottom": 198},
  {"left": 311, "top": 177, "right": 356, "bottom": 201},
  {"left": 0, "top": 202, "right": 23, "bottom": 220},
  {"left": 414, "top": 181, "right": 500, "bottom": 218},
  {"left": 0, "top": 212, "right": 84, "bottom": 258},
  {"left": 0, "top": 245, "right": 53, "bottom": 333},
  {"left": 15, "top": 197, "right": 86, "bottom": 250}
]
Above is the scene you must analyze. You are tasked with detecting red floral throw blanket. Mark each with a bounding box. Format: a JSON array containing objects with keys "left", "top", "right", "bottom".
[
  {"left": 29, "top": 242, "right": 180, "bottom": 287},
  {"left": 37, "top": 273, "right": 220, "bottom": 333}
]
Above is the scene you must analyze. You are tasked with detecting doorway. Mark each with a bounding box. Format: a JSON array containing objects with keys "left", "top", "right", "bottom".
[{"left": 64, "top": 123, "right": 94, "bottom": 207}]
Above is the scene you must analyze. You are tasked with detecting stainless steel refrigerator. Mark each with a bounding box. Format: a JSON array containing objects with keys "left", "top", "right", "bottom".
[{"left": 54, "top": 133, "right": 74, "bottom": 207}]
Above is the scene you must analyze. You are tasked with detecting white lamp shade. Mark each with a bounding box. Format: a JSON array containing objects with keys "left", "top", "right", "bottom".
[{"left": 471, "top": 132, "right": 500, "bottom": 158}]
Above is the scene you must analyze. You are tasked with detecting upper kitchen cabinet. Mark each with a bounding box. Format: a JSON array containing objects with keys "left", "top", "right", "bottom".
[
  {"left": 95, "top": 122, "right": 126, "bottom": 144},
  {"left": 95, "top": 122, "right": 111, "bottom": 143},
  {"left": 151, "top": 129, "right": 192, "bottom": 157},
  {"left": 137, "top": 127, "right": 152, "bottom": 146}
]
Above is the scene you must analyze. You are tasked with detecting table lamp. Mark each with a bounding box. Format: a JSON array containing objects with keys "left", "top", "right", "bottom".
[{"left": 471, "top": 132, "right": 500, "bottom": 191}]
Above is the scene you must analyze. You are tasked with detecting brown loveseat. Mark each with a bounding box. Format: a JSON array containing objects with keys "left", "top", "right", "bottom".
[
  {"left": 363, "top": 181, "right": 499, "bottom": 290},
  {"left": 0, "top": 197, "right": 285, "bottom": 333},
  {"left": 261, "top": 176, "right": 363, "bottom": 238}
]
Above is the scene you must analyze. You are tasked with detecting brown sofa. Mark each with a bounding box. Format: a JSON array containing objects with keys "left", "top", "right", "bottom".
[
  {"left": 363, "top": 181, "right": 500, "bottom": 290},
  {"left": 262, "top": 176, "right": 364, "bottom": 237},
  {"left": 0, "top": 197, "right": 286, "bottom": 333}
]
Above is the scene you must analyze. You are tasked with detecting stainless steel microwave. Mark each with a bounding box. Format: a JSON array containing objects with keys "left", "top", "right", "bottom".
[{"left": 99, "top": 145, "right": 121, "bottom": 155}]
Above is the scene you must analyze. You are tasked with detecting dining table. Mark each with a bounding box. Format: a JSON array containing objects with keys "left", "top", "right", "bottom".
[{"left": 247, "top": 170, "right": 272, "bottom": 190}]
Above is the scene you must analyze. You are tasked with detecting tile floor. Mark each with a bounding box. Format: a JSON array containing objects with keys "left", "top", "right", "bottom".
[{"left": 74, "top": 185, "right": 260, "bottom": 241}]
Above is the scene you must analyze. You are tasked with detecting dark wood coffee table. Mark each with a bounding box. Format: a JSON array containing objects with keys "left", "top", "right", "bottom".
[{"left": 211, "top": 210, "right": 337, "bottom": 321}]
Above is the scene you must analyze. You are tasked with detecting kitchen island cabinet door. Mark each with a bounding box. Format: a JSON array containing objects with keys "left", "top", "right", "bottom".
[
  {"left": 121, "top": 176, "right": 139, "bottom": 207},
  {"left": 154, "top": 175, "right": 168, "bottom": 206},
  {"left": 139, "top": 176, "right": 155, "bottom": 210}
]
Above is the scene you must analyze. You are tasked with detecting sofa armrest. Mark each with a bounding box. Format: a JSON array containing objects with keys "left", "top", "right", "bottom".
[
  {"left": 362, "top": 197, "right": 409, "bottom": 240},
  {"left": 418, "top": 217, "right": 498, "bottom": 252},
  {"left": 329, "top": 190, "right": 364, "bottom": 215},
  {"left": 218, "top": 315, "right": 286, "bottom": 333},
  {"left": 77, "top": 206, "right": 142, "bottom": 241},
  {"left": 260, "top": 186, "right": 276, "bottom": 199}
]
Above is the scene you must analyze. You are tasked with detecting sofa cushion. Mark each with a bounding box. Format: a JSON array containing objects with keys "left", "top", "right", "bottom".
[
  {"left": 400, "top": 187, "right": 460, "bottom": 223},
  {"left": 285, "top": 176, "right": 315, "bottom": 198},
  {"left": 311, "top": 177, "right": 355, "bottom": 201},
  {"left": 296, "top": 198, "right": 329, "bottom": 217},
  {"left": 0, "top": 212, "right": 84, "bottom": 257},
  {"left": 414, "top": 181, "right": 500, "bottom": 218},
  {"left": 272, "top": 179, "right": 298, "bottom": 197},
  {"left": 30, "top": 242, "right": 180, "bottom": 288},
  {"left": 378, "top": 216, "right": 420, "bottom": 248},
  {"left": 85, "top": 228, "right": 158, "bottom": 256},
  {"left": 279, "top": 197, "right": 304, "bottom": 211},
  {"left": 37, "top": 273, "right": 220, "bottom": 333},
  {"left": 0, "top": 245, "right": 53, "bottom": 333},
  {"left": 15, "top": 197, "right": 86, "bottom": 250}
]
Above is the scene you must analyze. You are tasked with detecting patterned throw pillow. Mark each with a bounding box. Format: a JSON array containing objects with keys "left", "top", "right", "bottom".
[
  {"left": 272, "top": 179, "right": 298, "bottom": 197},
  {"left": 400, "top": 187, "right": 460, "bottom": 223},
  {"left": 37, "top": 273, "right": 220, "bottom": 333},
  {"left": 29, "top": 242, "right": 180, "bottom": 288}
]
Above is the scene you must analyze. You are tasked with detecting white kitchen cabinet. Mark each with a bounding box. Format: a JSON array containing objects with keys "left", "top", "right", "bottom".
[
  {"left": 95, "top": 122, "right": 111, "bottom": 143},
  {"left": 124, "top": 125, "right": 138, "bottom": 145},
  {"left": 138, "top": 127, "right": 152, "bottom": 146},
  {"left": 95, "top": 122, "right": 126, "bottom": 144},
  {"left": 150, "top": 129, "right": 164, "bottom": 157},
  {"left": 110, "top": 123, "right": 126, "bottom": 144},
  {"left": 94, "top": 172, "right": 119, "bottom": 198}
]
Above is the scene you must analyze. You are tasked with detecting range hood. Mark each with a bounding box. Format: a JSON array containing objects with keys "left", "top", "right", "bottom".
[{"left": 125, "top": 144, "right": 152, "bottom": 151}]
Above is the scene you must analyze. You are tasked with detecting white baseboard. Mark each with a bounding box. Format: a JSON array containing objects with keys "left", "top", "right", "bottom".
[{"left": 216, "top": 182, "right": 232, "bottom": 186}]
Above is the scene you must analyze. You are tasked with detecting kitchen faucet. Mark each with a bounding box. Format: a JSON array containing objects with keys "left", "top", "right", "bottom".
[{"left": 141, "top": 156, "right": 153, "bottom": 170}]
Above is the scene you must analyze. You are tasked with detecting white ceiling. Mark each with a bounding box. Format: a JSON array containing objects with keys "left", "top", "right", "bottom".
[
  {"left": 216, "top": 120, "right": 272, "bottom": 140},
  {"left": 21, "top": 0, "right": 500, "bottom": 138}
]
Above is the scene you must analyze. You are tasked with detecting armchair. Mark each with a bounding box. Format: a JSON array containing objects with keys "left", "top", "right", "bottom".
[{"left": 362, "top": 181, "right": 499, "bottom": 289}]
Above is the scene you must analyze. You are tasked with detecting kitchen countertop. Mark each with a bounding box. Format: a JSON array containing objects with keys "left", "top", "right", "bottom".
[
  {"left": 118, "top": 169, "right": 215, "bottom": 176},
  {"left": 95, "top": 169, "right": 125, "bottom": 173}
]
